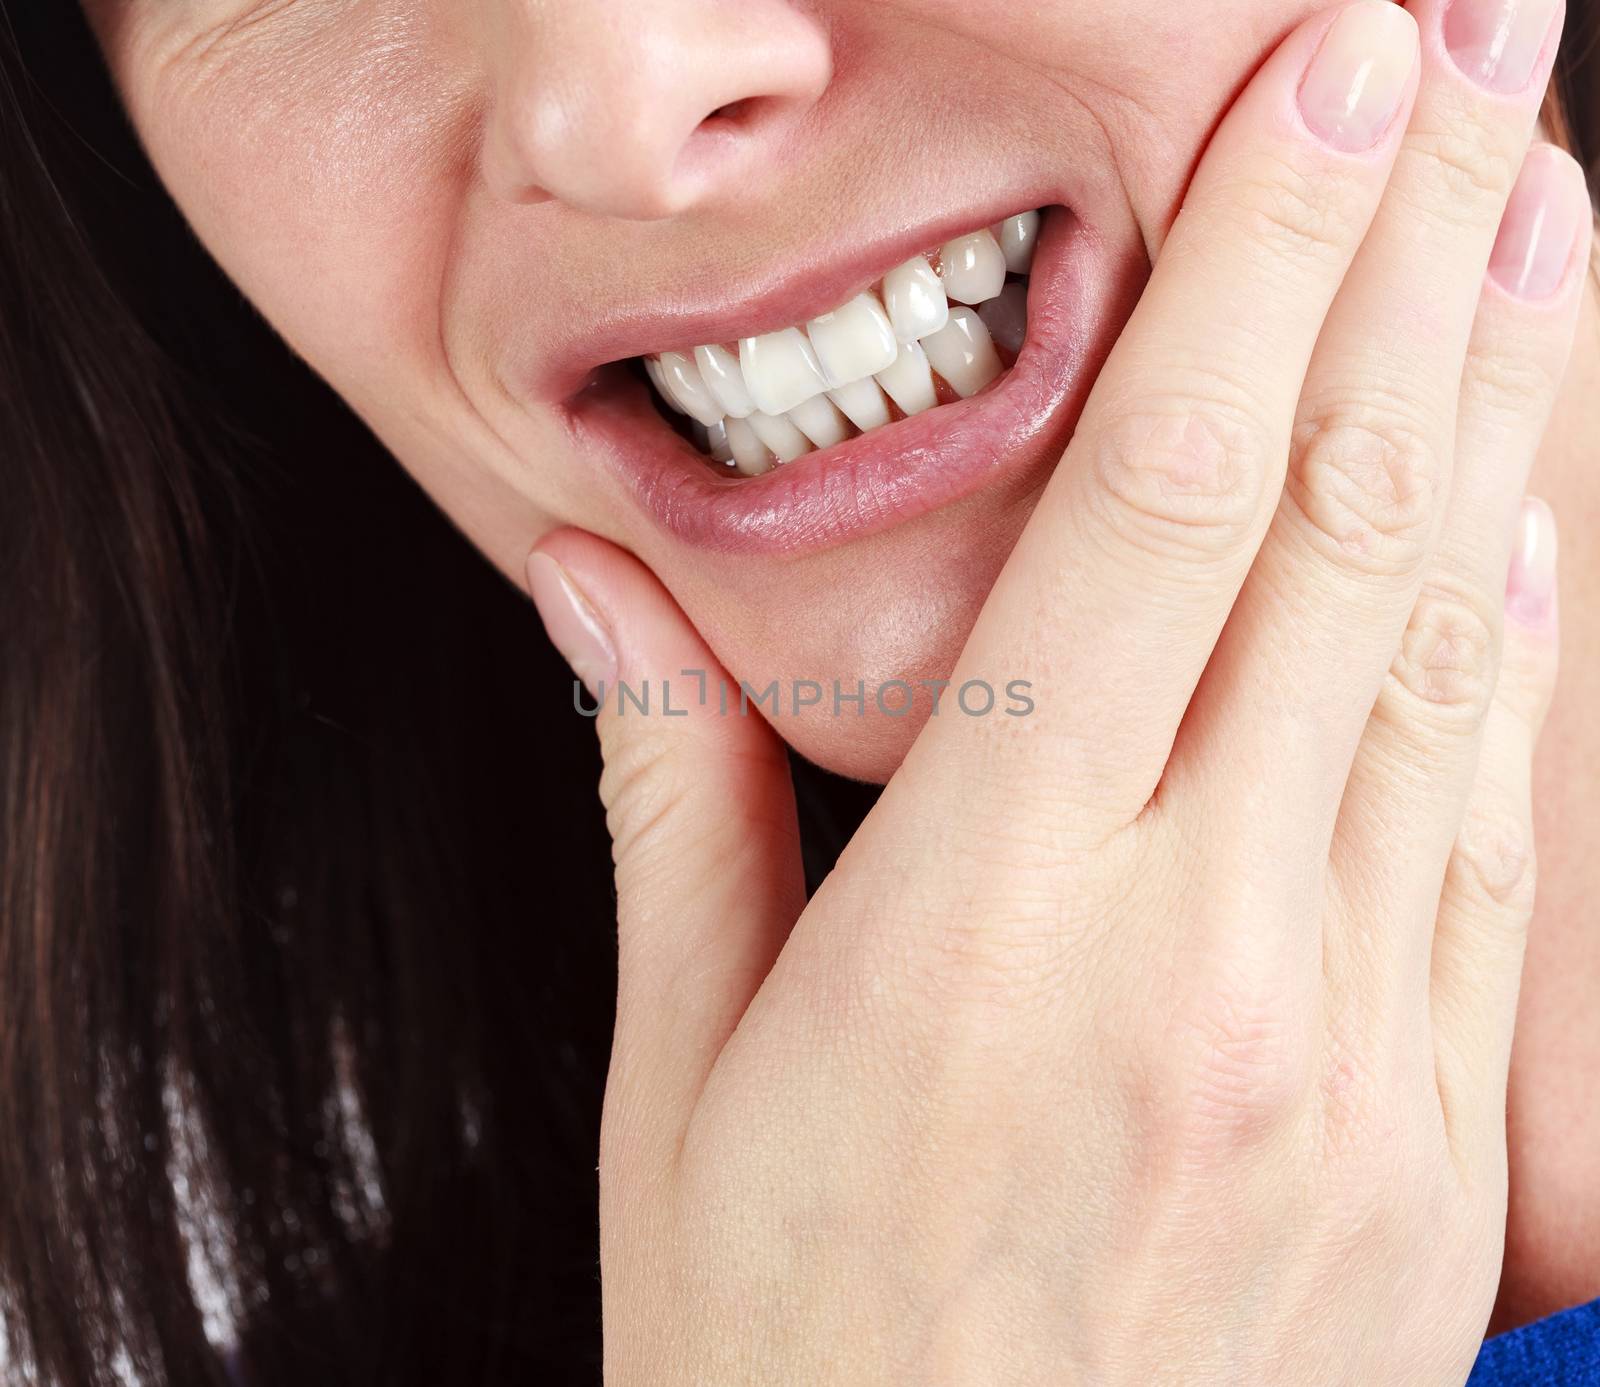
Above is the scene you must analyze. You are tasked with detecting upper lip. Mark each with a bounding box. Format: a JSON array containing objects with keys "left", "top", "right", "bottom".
[{"left": 529, "top": 186, "right": 1062, "bottom": 405}]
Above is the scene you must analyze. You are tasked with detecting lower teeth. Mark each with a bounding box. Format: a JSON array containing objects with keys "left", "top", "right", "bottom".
[{"left": 642, "top": 210, "right": 1039, "bottom": 476}]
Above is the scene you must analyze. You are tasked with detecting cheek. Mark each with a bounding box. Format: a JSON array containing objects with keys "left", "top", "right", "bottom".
[
  {"left": 113, "top": 10, "right": 588, "bottom": 575},
  {"left": 898, "top": 0, "right": 1321, "bottom": 245},
  {"left": 121, "top": 8, "right": 473, "bottom": 419}
]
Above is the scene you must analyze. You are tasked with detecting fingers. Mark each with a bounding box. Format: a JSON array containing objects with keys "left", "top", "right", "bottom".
[
  {"left": 527, "top": 531, "right": 807, "bottom": 1155},
  {"left": 1165, "top": 0, "right": 1566, "bottom": 854},
  {"left": 925, "top": 1, "right": 1419, "bottom": 833},
  {"left": 1328, "top": 148, "right": 1589, "bottom": 1017},
  {"left": 1429, "top": 500, "right": 1559, "bottom": 1160}
]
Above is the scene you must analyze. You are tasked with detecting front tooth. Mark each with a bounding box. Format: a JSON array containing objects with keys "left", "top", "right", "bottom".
[
  {"left": 746, "top": 410, "right": 813, "bottom": 463},
  {"left": 874, "top": 340, "right": 938, "bottom": 416},
  {"left": 706, "top": 419, "right": 734, "bottom": 463},
  {"left": 724, "top": 416, "right": 774, "bottom": 476},
  {"left": 787, "top": 394, "right": 850, "bottom": 449},
  {"left": 920, "top": 307, "right": 1002, "bottom": 398},
  {"left": 939, "top": 230, "right": 1007, "bottom": 305},
  {"left": 977, "top": 281, "right": 1028, "bottom": 356},
  {"left": 806, "top": 293, "right": 898, "bottom": 387},
  {"left": 881, "top": 257, "right": 949, "bottom": 343},
  {"left": 995, "top": 211, "right": 1040, "bottom": 274},
  {"left": 827, "top": 377, "right": 891, "bottom": 431},
  {"left": 658, "top": 351, "right": 726, "bottom": 428},
  {"left": 693, "top": 343, "right": 756, "bottom": 418},
  {"left": 738, "top": 328, "right": 829, "bottom": 416}
]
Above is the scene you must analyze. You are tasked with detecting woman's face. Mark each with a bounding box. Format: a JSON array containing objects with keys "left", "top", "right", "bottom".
[{"left": 89, "top": 0, "right": 1321, "bottom": 781}]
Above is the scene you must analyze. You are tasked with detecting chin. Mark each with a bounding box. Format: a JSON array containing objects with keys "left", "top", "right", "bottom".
[
  {"left": 681, "top": 476, "right": 1040, "bottom": 785},
  {"left": 786, "top": 706, "right": 929, "bottom": 786}
]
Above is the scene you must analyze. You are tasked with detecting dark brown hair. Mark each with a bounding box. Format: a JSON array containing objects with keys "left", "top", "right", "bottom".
[
  {"left": 0, "top": 3, "right": 1595, "bottom": 1384},
  {"left": 1, "top": 4, "right": 622, "bottom": 1382}
]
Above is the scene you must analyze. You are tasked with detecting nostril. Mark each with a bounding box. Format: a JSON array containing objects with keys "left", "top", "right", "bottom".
[
  {"left": 697, "top": 95, "right": 778, "bottom": 137},
  {"left": 672, "top": 96, "right": 789, "bottom": 197}
]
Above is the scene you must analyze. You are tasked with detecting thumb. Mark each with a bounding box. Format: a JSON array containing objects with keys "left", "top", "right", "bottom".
[{"left": 526, "top": 530, "right": 806, "bottom": 1134}]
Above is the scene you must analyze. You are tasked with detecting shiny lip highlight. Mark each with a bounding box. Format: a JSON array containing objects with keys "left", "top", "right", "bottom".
[{"left": 561, "top": 204, "right": 1137, "bottom": 555}]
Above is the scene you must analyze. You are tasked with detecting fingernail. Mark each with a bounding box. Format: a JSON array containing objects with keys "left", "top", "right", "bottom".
[
  {"left": 1489, "top": 147, "right": 1585, "bottom": 300},
  {"left": 526, "top": 552, "right": 618, "bottom": 697},
  {"left": 1506, "top": 497, "right": 1558, "bottom": 626},
  {"left": 1444, "top": 0, "right": 1561, "bottom": 94},
  {"left": 1299, "top": 2, "right": 1419, "bottom": 153}
]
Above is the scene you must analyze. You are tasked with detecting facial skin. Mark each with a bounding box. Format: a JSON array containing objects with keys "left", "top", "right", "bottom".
[{"left": 87, "top": 0, "right": 1332, "bottom": 783}]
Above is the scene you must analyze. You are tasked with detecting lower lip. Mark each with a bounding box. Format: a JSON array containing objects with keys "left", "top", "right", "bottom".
[{"left": 562, "top": 209, "right": 1140, "bottom": 556}]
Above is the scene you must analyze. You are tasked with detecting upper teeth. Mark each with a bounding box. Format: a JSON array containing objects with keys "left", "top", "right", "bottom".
[
  {"left": 882, "top": 257, "right": 950, "bottom": 342},
  {"left": 645, "top": 210, "right": 1039, "bottom": 476}
]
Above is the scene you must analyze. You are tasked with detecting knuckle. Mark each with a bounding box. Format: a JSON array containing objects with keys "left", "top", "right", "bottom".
[
  {"left": 1382, "top": 582, "right": 1502, "bottom": 732},
  {"left": 1398, "top": 109, "right": 1518, "bottom": 219},
  {"left": 1449, "top": 802, "right": 1537, "bottom": 917},
  {"left": 598, "top": 729, "right": 696, "bottom": 869},
  {"left": 1285, "top": 404, "right": 1443, "bottom": 575},
  {"left": 1461, "top": 332, "right": 1563, "bottom": 420},
  {"left": 1087, "top": 400, "right": 1269, "bottom": 561},
  {"left": 1224, "top": 157, "right": 1368, "bottom": 269},
  {"left": 1152, "top": 968, "right": 1312, "bottom": 1153}
]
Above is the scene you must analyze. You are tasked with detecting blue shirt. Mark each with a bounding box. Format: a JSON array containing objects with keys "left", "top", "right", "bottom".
[{"left": 1471, "top": 1298, "right": 1600, "bottom": 1384}]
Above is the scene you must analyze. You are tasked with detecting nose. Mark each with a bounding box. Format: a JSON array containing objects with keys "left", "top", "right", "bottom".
[{"left": 482, "top": 0, "right": 833, "bottom": 220}]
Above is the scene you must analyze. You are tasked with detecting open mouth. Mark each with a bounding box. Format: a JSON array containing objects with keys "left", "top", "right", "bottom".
[
  {"left": 559, "top": 198, "right": 1138, "bottom": 553},
  {"left": 640, "top": 211, "right": 1039, "bottom": 475}
]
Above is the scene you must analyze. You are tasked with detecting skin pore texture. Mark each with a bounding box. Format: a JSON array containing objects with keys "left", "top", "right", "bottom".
[{"left": 87, "top": 0, "right": 1598, "bottom": 1332}]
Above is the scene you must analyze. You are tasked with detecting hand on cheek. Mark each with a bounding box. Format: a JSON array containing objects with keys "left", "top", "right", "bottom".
[{"left": 529, "top": 2, "right": 1587, "bottom": 1380}]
